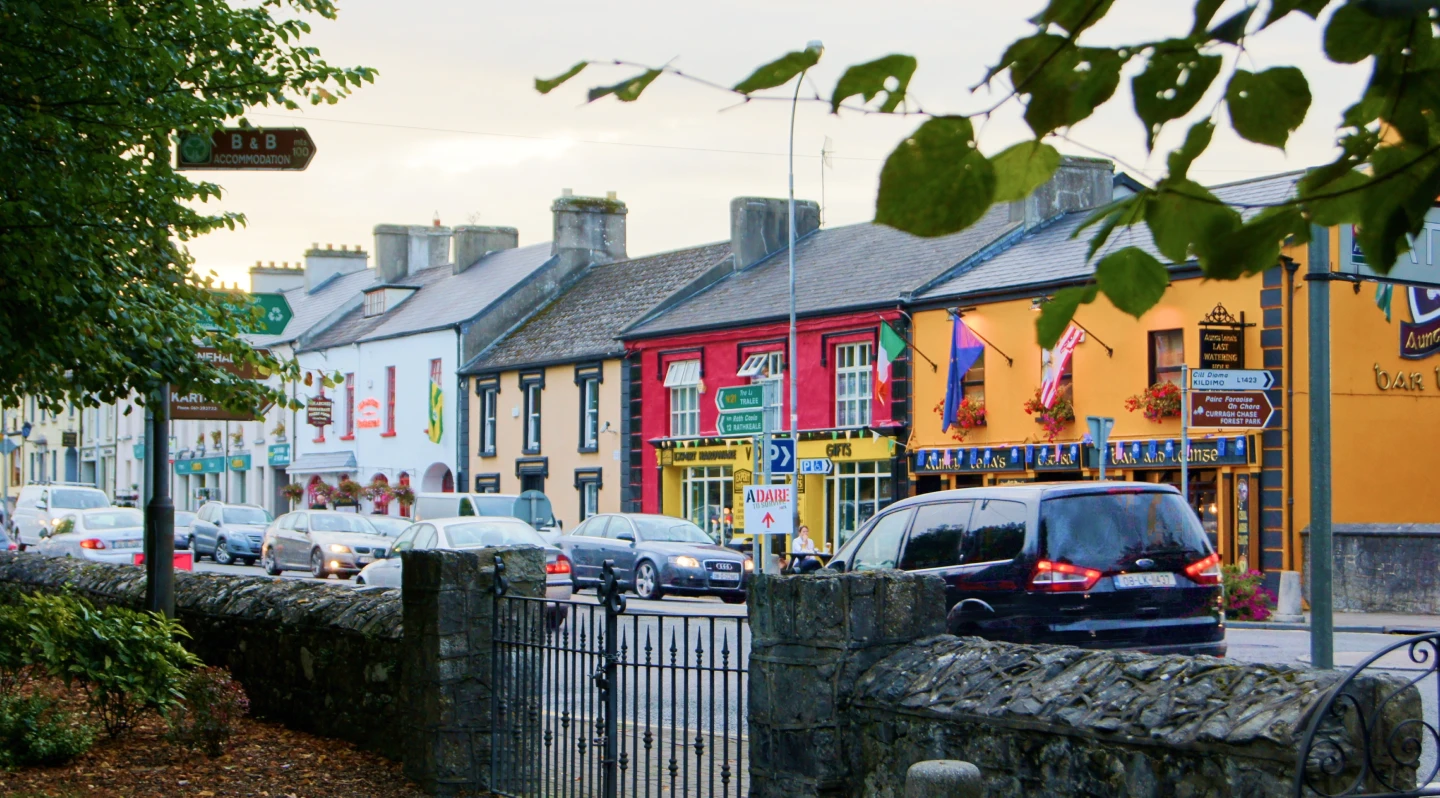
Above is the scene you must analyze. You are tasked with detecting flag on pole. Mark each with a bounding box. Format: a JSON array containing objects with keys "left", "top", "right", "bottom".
[
  {"left": 427, "top": 379, "right": 444, "bottom": 444},
  {"left": 876, "top": 321, "right": 907, "bottom": 404},
  {"left": 1040, "top": 324, "right": 1084, "bottom": 409},
  {"left": 1376, "top": 282, "right": 1394, "bottom": 322},
  {"left": 942, "top": 317, "right": 986, "bottom": 431}
]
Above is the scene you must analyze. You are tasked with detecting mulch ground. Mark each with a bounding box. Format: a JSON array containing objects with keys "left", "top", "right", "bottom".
[{"left": 0, "top": 677, "right": 426, "bottom": 798}]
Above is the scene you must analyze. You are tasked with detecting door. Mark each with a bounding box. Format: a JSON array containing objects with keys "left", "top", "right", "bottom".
[
  {"left": 944, "top": 499, "right": 1029, "bottom": 638},
  {"left": 898, "top": 501, "right": 975, "bottom": 608},
  {"left": 567, "top": 516, "right": 611, "bottom": 583},
  {"left": 193, "top": 504, "right": 217, "bottom": 555},
  {"left": 603, "top": 516, "right": 641, "bottom": 578},
  {"left": 280, "top": 513, "right": 307, "bottom": 567},
  {"left": 847, "top": 508, "right": 915, "bottom": 571}
]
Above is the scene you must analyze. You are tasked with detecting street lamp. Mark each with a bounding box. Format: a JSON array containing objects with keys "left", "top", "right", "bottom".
[{"left": 786, "top": 40, "right": 822, "bottom": 550}]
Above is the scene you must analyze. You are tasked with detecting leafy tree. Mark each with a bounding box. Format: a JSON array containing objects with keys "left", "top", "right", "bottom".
[
  {"left": 539, "top": 0, "right": 1434, "bottom": 346},
  {"left": 0, "top": 0, "right": 375, "bottom": 412}
]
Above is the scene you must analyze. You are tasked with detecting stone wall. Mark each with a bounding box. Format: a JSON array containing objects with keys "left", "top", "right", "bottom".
[{"left": 1302, "top": 524, "right": 1440, "bottom": 614}]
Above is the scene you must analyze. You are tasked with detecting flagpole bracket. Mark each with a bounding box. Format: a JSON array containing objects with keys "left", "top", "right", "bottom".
[
  {"left": 947, "top": 308, "right": 1014, "bottom": 367},
  {"left": 1070, "top": 320, "right": 1114, "bottom": 358}
]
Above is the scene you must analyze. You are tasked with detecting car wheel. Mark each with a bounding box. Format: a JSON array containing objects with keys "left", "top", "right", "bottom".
[
  {"left": 310, "top": 549, "right": 328, "bottom": 579},
  {"left": 262, "top": 547, "right": 283, "bottom": 576},
  {"left": 721, "top": 595, "right": 746, "bottom": 605},
  {"left": 212, "top": 540, "right": 233, "bottom": 566},
  {"left": 633, "top": 561, "right": 663, "bottom": 601}
]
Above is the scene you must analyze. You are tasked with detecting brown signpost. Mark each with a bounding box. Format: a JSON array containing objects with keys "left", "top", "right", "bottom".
[
  {"left": 170, "top": 348, "right": 273, "bottom": 421},
  {"left": 1189, "top": 391, "right": 1275, "bottom": 429},
  {"left": 175, "top": 128, "right": 317, "bottom": 171}
]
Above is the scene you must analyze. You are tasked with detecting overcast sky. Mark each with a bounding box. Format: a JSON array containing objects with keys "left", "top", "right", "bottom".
[{"left": 188, "top": 0, "right": 1367, "bottom": 288}]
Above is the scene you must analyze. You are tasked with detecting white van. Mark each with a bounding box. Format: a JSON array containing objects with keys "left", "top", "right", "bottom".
[
  {"left": 413, "top": 491, "right": 559, "bottom": 532},
  {"left": 13, "top": 484, "right": 111, "bottom": 549}
]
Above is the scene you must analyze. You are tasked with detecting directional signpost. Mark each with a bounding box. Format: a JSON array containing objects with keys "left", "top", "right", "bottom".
[
  {"left": 1190, "top": 392, "right": 1276, "bottom": 429},
  {"left": 716, "top": 411, "right": 765, "bottom": 436},
  {"left": 176, "top": 128, "right": 318, "bottom": 171},
  {"left": 204, "top": 292, "right": 294, "bottom": 337},
  {"left": 743, "top": 485, "right": 794, "bottom": 537},
  {"left": 1190, "top": 369, "right": 1275, "bottom": 392},
  {"left": 800, "top": 458, "right": 833, "bottom": 475},
  {"left": 716, "top": 385, "right": 764, "bottom": 412}
]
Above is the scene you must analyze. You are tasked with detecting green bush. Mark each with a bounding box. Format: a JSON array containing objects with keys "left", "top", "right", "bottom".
[
  {"left": 165, "top": 667, "right": 249, "bottom": 757},
  {"left": 0, "top": 694, "right": 96, "bottom": 770}
]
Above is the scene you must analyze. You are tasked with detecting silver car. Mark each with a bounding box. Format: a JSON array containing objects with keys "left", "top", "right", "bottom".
[
  {"left": 355, "top": 517, "right": 574, "bottom": 604},
  {"left": 35, "top": 507, "right": 145, "bottom": 564},
  {"left": 260, "top": 510, "right": 392, "bottom": 579}
]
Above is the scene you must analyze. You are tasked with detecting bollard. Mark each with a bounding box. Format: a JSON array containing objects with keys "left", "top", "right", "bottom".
[
  {"left": 905, "top": 760, "right": 983, "bottom": 798},
  {"left": 1273, "top": 570, "right": 1304, "bottom": 623}
]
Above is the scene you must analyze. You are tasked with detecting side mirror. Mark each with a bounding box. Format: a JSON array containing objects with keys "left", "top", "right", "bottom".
[
  {"left": 616, "top": 531, "right": 635, "bottom": 543},
  {"left": 35, "top": 501, "right": 46, "bottom": 511},
  {"left": 214, "top": 519, "right": 223, "bottom": 526}
]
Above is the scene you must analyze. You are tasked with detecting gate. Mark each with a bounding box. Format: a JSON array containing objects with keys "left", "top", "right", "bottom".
[{"left": 491, "top": 557, "right": 750, "bottom": 798}]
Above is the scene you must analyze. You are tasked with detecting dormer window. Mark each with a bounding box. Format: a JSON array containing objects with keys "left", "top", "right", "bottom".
[{"left": 364, "top": 290, "right": 385, "bottom": 318}]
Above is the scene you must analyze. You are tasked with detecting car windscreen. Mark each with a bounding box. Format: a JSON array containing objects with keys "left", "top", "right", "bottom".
[
  {"left": 222, "top": 507, "right": 271, "bottom": 525},
  {"left": 631, "top": 517, "right": 713, "bottom": 543},
  {"left": 1039, "top": 491, "right": 1210, "bottom": 572},
  {"left": 174, "top": 512, "right": 196, "bottom": 527},
  {"left": 471, "top": 497, "right": 518, "bottom": 517},
  {"left": 309, "top": 514, "right": 378, "bottom": 534},
  {"left": 83, "top": 510, "right": 143, "bottom": 530},
  {"left": 368, "top": 517, "right": 410, "bottom": 537},
  {"left": 52, "top": 490, "right": 108, "bottom": 510},
  {"left": 445, "top": 521, "right": 547, "bottom": 549}
]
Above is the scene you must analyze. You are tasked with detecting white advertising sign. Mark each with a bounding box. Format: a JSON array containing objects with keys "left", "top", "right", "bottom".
[{"left": 743, "top": 484, "right": 794, "bottom": 536}]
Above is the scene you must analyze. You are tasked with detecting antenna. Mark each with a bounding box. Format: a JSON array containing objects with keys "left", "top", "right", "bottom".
[{"left": 820, "top": 137, "right": 834, "bottom": 227}]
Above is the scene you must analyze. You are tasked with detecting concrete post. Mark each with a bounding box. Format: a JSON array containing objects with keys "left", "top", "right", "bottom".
[
  {"left": 399, "top": 546, "right": 544, "bottom": 796},
  {"left": 905, "top": 760, "right": 983, "bottom": 798},
  {"left": 748, "top": 570, "right": 945, "bottom": 798}
]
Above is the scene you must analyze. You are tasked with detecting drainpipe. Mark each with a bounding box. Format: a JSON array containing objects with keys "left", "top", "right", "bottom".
[{"left": 1283, "top": 256, "right": 1299, "bottom": 572}]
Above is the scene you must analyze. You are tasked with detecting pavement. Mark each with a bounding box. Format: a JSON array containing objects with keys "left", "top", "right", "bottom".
[{"left": 1228, "top": 610, "right": 1440, "bottom": 634}]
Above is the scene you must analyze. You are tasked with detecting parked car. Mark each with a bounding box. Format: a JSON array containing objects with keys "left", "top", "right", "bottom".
[
  {"left": 260, "top": 510, "right": 391, "bottom": 579},
  {"left": 355, "top": 517, "right": 573, "bottom": 605},
  {"left": 826, "top": 482, "right": 1225, "bottom": 657},
  {"left": 190, "top": 502, "right": 273, "bottom": 566},
  {"left": 34, "top": 507, "right": 145, "bottom": 564},
  {"left": 367, "top": 515, "right": 411, "bottom": 538},
  {"left": 13, "top": 484, "right": 110, "bottom": 549},
  {"left": 414, "top": 491, "right": 560, "bottom": 533},
  {"left": 555, "top": 514, "right": 753, "bottom": 602},
  {"left": 173, "top": 511, "right": 197, "bottom": 550}
]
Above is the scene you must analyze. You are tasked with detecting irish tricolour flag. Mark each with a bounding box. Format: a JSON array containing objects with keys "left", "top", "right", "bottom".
[{"left": 876, "top": 320, "right": 906, "bottom": 404}]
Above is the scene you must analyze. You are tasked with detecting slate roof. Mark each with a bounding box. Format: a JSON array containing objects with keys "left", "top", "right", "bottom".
[
  {"left": 249, "top": 267, "right": 377, "bottom": 348},
  {"left": 462, "top": 242, "right": 733, "bottom": 373},
  {"left": 624, "top": 206, "right": 1021, "bottom": 338},
  {"left": 916, "top": 170, "right": 1304, "bottom": 301},
  {"left": 298, "top": 242, "right": 553, "bottom": 352}
]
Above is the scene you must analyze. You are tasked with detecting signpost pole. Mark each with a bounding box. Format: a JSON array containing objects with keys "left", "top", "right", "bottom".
[
  {"left": 143, "top": 386, "right": 175, "bottom": 618},
  {"left": 1181, "top": 364, "right": 1190, "bottom": 508},
  {"left": 759, "top": 381, "right": 774, "bottom": 576},
  {"left": 1309, "top": 226, "right": 1334, "bottom": 670}
]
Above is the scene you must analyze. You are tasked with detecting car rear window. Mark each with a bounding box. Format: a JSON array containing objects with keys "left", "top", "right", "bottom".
[
  {"left": 52, "top": 489, "right": 108, "bottom": 510},
  {"left": 222, "top": 507, "right": 271, "bottom": 525},
  {"left": 84, "top": 509, "right": 142, "bottom": 530},
  {"left": 1040, "top": 491, "right": 1210, "bottom": 572}
]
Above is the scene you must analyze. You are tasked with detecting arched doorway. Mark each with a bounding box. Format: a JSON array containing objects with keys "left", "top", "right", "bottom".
[
  {"left": 370, "top": 473, "right": 391, "bottom": 515},
  {"left": 307, "top": 475, "right": 327, "bottom": 509},
  {"left": 421, "top": 463, "right": 454, "bottom": 493},
  {"left": 398, "top": 472, "right": 411, "bottom": 518}
]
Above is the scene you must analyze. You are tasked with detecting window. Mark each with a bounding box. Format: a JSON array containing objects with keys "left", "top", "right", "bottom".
[
  {"left": 580, "top": 376, "right": 600, "bottom": 451},
  {"left": 825, "top": 460, "right": 893, "bottom": 551},
  {"left": 741, "top": 351, "right": 785, "bottom": 432},
  {"left": 665, "top": 360, "right": 701, "bottom": 438},
  {"left": 370, "top": 473, "right": 391, "bottom": 514},
  {"left": 681, "top": 465, "right": 731, "bottom": 541},
  {"left": 963, "top": 350, "right": 986, "bottom": 403},
  {"left": 430, "top": 358, "right": 442, "bottom": 387},
  {"left": 478, "top": 386, "right": 498, "bottom": 456},
  {"left": 575, "top": 468, "right": 602, "bottom": 520},
  {"left": 343, "top": 373, "right": 355, "bottom": 438},
  {"left": 523, "top": 381, "right": 542, "bottom": 453},
  {"left": 900, "top": 502, "right": 974, "bottom": 570},
  {"left": 384, "top": 366, "right": 396, "bottom": 435},
  {"left": 364, "top": 291, "right": 385, "bottom": 318},
  {"left": 835, "top": 343, "right": 872, "bottom": 427},
  {"left": 398, "top": 472, "right": 411, "bottom": 517},
  {"left": 1041, "top": 345, "right": 1075, "bottom": 403},
  {"left": 1150, "top": 329, "right": 1185, "bottom": 387},
  {"left": 851, "top": 508, "right": 914, "bottom": 571},
  {"left": 575, "top": 516, "right": 610, "bottom": 538},
  {"left": 963, "top": 499, "right": 1027, "bottom": 563}
]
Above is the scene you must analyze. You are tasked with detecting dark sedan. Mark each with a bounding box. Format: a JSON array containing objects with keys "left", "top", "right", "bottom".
[{"left": 556, "top": 514, "right": 753, "bottom": 603}]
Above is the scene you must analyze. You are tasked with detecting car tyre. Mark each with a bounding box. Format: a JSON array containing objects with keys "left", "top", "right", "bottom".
[
  {"left": 633, "top": 561, "right": 663, "bottom": 601},
  {"left": 721, "top": 594, "right": 746, "bottom": 605},
  {"left": 310, "top": 549, "right": 328, "bottom": 580},
  {"left": 213, "top": 540, "right": 233, "bottom": 566},
  {"left": 262, "top": 547, "right": 283, "bottom": 576}
]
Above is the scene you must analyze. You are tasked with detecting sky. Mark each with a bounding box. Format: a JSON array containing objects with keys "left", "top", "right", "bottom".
[{"left": 188, "top": 0, "right": 1369, "bottom": 288}]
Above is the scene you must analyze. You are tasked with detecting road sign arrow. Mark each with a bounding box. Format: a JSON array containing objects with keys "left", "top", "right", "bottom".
[
  {"left": 761, "top": 512, "right": 775, "bottom": 528},
  {"left": 1191, "top": 369, "right": 1275, "bottom": 391}
]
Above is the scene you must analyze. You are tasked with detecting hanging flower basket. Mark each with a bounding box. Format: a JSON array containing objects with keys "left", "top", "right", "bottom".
[
  {"left": 309, "top": 481, "right": 334, "bottom": 509},
  {"left": 390, "top": 484, "right": 415, "bottom": 509},
  {"left": 362, "top": 477, "right": 392, "bottom": 502},
  {"left": 1022, "top": 388, "right": 1075, "bottom": 443},
  {"left": 210, "top": 430, "right": 223, "bottom": 447},
  {"left": 280, "top": 483, "right": 305, "bottom": 503},
  {"left": 1125, "top": 382, "right": 1183, "bottom": 423},
  {"left": 334, "top": 477, "right": 364, "bottom": 506},
  {"left": 933, "top": 398, "right": 987, "bottom": 442},
  {"left": 270, "top": 421, "right": 287, "bottom": 440}
]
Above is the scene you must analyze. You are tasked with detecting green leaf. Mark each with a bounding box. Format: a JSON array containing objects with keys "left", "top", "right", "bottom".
[
  {"left": 536, "top": 62, "right": 587, "bottom": 94},
  {"left": 1193, "top": 206, "right": 1309, "bottom": 279},
  {"left": 990, "top": 141, "right": 1061, "bottom": 202},
  {"left": 1207, "top": 6, "right": 1255, "bottom": 45},
  {"left": 1323, "top": 3, "right": 1385, "bottom": 62},
  {"left": 1013, "top": 40, "right": 1126, "bottom": 136},
  {"left": 1190, "top": 0, "right": 1226, "bottom": 36},
  {"left": 1036, "top": 285, "right": 1098, "bottom": 349},
  {"left": 588, "top": 69, "right": 661, "bottom": 103},
  {"left": 1225, "top": 67, "right": 1311, "bottom": 148},
  {"left": 1095, "top": 247, "right": 1170, "bottom": 318},
  {"left": 875, "top": 117, "right": 996, "bottom": 237},
  {"left": 1352, "top": 143, "right": 1440, "bottom": 273},
  {"left": 830, "top": 54, "right": 917, "bottom": 113},
  {"left": 733, "top": 48, "right": 821, "bottom": 94},
  {"left": 1299, "top": 167, "right": 1368, "bottom": 226},
  {"left": 1131, "top": 43, "right": 1222, "bottom": 149},
  {"left": 1146, "top": 179, "right": 1239, "bottom": 263},
  {"left": 1166, "top": 120, "right": 1215, "bottom": 181},
  {"left": 1030, "top": 0, "right": 1116, "bottom": 36},
  {"left": 1073, "top": 193, "right": 1147, "bottom": 261},
  {"left": 1264, "top": 0, "right": 1331, "bottom": 28}
]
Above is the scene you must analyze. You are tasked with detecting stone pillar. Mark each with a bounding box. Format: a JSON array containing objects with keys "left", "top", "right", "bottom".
[
  {"left": 748, "top": 570, "right": 945, "bottom": 798},
  {"left": 399, "top": 547, "right": 544, "bottom": 796}
]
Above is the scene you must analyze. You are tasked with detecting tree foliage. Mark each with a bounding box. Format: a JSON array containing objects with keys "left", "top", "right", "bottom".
[
  {"left": 540, "top": 0, "right": 1440, "bottom": 346},
  {"left": 0, "top": 0, "right": 375, "bottom": 411}
]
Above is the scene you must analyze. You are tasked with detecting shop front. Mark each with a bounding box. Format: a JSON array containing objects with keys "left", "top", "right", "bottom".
[{"left": 911, "top": 441, "right": 1084, "bottom": 489}]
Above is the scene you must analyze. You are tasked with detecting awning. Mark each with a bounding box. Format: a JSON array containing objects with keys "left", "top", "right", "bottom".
[{"left": 283, "top": 451, "right": 357, "bottom": 476}]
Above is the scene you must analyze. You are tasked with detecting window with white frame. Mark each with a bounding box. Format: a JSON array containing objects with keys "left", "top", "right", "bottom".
[
  {"left": 478, "top": 385, "right": 497, "bottom": 456},
  {"left": 739, "top": 351, "right": 784, "bottom": 432},
  {"left": 664, "top": 360, "right": 701, "bottom": 438},
  {"left": 363, "top": 291, "right": 385, "bottom": 318},
  {"left": 834, "top": 343, "right": 872, "bottom": 427},
  {"left": 580, "top": 376, "right": 600, "bottom": 451},
  {"left": 576, "top": 469, "right": 603, "bottom": 520},
  {"left": 523, "top": 379, "right": 542, "bottom": 453}
]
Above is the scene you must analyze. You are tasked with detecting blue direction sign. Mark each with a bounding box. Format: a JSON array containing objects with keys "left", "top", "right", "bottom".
[{"left": 767, "top": 439, "right": 795, "bottom": 475}]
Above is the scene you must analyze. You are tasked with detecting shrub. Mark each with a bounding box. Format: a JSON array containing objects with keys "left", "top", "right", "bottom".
[
  {"left": 1222, "top": 565, "right": 1276, "bottom": 621},
  {"left": 0, "top": 694, "right": 96, "bottom": 770},
  {"left": 165, "top": 667, "right": 249, "bottom": 757}
]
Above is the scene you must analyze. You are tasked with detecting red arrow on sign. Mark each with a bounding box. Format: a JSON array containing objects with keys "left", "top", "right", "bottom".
[{"left": 761, "top": 512, "right": 775, "bottom": 528}]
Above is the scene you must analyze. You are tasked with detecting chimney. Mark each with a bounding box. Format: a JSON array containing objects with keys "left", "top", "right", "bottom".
[
  {"left": 1009, "top": 155, "right": 1114, "bottom": 230},
  {"left": 249, "top": 259, "right": 305, "bottom": 294},
  {"left": 729, "top": 197, "right": 821, "bottom": 270},
  {"left": 301, "top": 244, "right": 367, "bottom": 292},
  {"left": 373, "top": 223, "right": 452, "bottom": 283},
  {"left": 452, "top": 226, "right": 519, "bottom": 275},
  {"left": 552, "top": 191, "right": 627, "bottom": 268}
]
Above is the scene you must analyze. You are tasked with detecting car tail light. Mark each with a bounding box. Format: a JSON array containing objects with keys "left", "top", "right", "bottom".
[
  {"left": 1185, "top": 553, "right": 1222, "bottom": 585},
  {"left": 1030, "top": 559, "right": 1101, "bottom": 592},
  {"left": 547, "top": 554, "right": 572, "bottom": 575},
  {"left": 79, "top": 539, "right": 106, "bottom": 550}
]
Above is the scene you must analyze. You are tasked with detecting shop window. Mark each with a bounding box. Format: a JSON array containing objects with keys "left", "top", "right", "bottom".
[
  {"left": 1149, "top": 329, "right": 1185, "bottom": 387},
  {"left": 664, "top": 360, "right": 701, "bottom": 438},
  {"left": 825, "top": 460, "right": 893, "bottom": 551},
  {"left": 478, "top": 385, "right": 497, "bottom": 456},
  {"left": 1040, "top": 345, "right": 1074, "bottom": 402},
  {"left": 682, "top": 465, "right": 732, "bottom": 542},
  {"left": 963, "top": 350, "right": 986, "bottom": 403},
  {"left": 575, "top": 468, "right": 603, "bottom": 520},
  {"left": 835, "top": 343, "right": 872, "bottom": 427}
]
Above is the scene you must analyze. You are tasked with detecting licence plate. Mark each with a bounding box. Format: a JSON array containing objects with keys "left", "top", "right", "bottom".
[
  {"left": 710, "top": 571, "right": 740, "bottom": 581},
  {"left": 357, "top": 556, "right": 372, "bottom": 565},
  {"left": 1114, "top": 572, "right": 1176, "bottom": 589},
  {"left": 113, "top": 539, "right": 142, "bottom": 550}
]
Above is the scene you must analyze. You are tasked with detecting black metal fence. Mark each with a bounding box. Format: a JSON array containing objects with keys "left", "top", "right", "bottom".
[{"left": 492, "top": 559, "right": 750, "bottom": 798}]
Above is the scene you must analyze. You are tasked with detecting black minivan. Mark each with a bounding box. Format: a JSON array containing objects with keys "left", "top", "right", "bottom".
[{"left": 828, "top": 482, "right": 1225, "bottom": 656}]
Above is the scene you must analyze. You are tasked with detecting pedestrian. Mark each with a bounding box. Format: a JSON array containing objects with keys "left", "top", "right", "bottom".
[{"left": 790, "top": 524, "right": 821, "bottom": 574}]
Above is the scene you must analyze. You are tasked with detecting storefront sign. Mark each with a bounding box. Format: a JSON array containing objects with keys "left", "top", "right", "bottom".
[
  {"left": 914, "top": 446, "right": 1021, "bottom": 473},
  {"left": 267, "top": 443, "right": 291, "bottom": 467},
  {"left": 1083, "top": 437, "right": 1250, "bottom": 469},
  {"left": 61, "top": 431, "right": 77, "bottom": 448},
  {"left": 173, "top": 456, "right": 226, "bottom": 476},
  {"left": 228, "top": 454, "right": 252, "bottom": 472},
  {"left": 1340, "top": 214, "right": 1440, "bottom": 288},
  {"left": 306, "top": 395, "right": 333, "bottom": 427},
  {"left": 1199, "top": 329, "right": 1244, "bottom": 369},
  {"left": 170, "top": 347, "right": 272, "bottom": 421},
  {"left": 1032, "top": 443, "right": 1083, "bottom": 471},
  {"left": 1401, "top": 316, "right": 1440, "bottom": 359},
  {"left": 669, "top": 448, "right": 739, "bottom": 464},
  {"left": 356, "top": 398, "right": 381, "bottom": 429}
]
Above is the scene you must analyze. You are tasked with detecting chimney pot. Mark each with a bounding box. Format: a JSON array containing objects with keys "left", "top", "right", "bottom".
[
  {"left": 453, "top": 225, "right": 520, "bottom": 274},
  {"left": 561, "top": 188, "right": 573, "bottom": 197},
  {"left": 552, "top": 193, "right": 628, "bottom": 267},
  {"left": 269, "top": 261, "right": 275, "bottom": 268},
  {"left": 729, "top": 197, "right": 820, "bottom": 271},
  {"left": 606, "top": 191, "right": 617, "bottom": 200}
]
